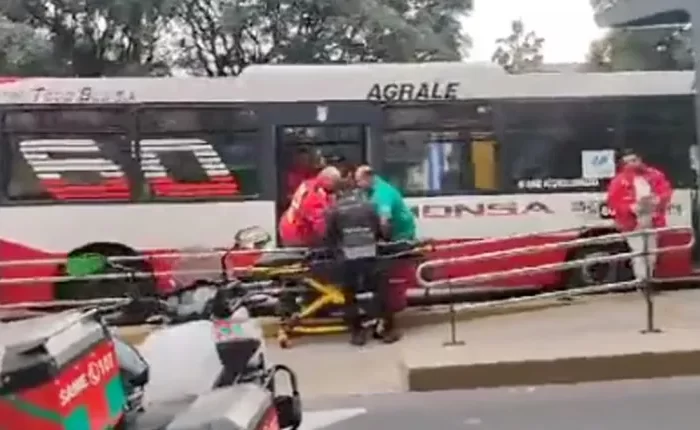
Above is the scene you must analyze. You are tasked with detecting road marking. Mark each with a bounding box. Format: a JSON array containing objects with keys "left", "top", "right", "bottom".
[
  {"left": 507, "top": 386, "right": 536, "bottom": 394},
  {"left": 298, "top": 407, "right": 368, "bottom": 430}
]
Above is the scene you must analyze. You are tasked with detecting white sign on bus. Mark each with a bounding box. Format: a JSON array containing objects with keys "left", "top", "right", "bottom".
[{"left": 581, "top": 149, "right": 616, "bottom": 179}]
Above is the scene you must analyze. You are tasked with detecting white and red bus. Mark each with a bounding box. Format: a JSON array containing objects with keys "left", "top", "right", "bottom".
[{"left": 0, "top": 63, "right": 696, "bottom": 304}]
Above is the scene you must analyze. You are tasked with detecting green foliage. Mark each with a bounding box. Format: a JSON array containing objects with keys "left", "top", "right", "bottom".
[
  {"left": 173, "top": 0, "right": 472, "bottom": 76},
  {"left": 0, "top": 17, "right": 53, "bottom": 75},
  {"left": 491, "top": 19, "right": 544, "bottom": 74},
  {"left": 586, "top": 27, "right": 693, "bottom": 72},
  {"left": 0, "top": 0, "right": 178, "bottom": 76},
  {"left": 0, "top": 0, "right": 472, "bottom": 76}
]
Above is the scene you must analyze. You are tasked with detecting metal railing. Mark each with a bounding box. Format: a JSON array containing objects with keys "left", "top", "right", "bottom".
[
  {"left": 0, "top": 234, "right": 489, "bottom": 286},
  {"left": 421, "top": 226, "right": 591, "bottom": 254},
  {"left": 0, "top": 242, "right": 422, "bottom": 286},
  {"left": 0, "top": 227, "right": 695, "bottom": 336},
  {"left": 414, "top": 226, "right": 695, "bottom": 345},
  {"left": 416, "top": 226, "right": 690, "bottom": 288},
  {"left": 0, "top": 267, "right": 249, "bottom": 286},
  {"left": 0, "top": 226, "right": 585, "bottom": 271},
  {"left": 0, "top": 246, "right": 309, "bottom": 269}
]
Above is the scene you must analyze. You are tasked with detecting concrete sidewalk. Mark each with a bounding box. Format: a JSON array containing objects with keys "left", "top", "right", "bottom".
[
  {"left": 114, "top": 298, "right": 569, "bottom": 399},
  {"left": 115, "top": 298, "right": 567, "bottom": 345},
  {"left": 115, "top": 290, "right": 700, "bottom": 399},
  {"left": 401, "top": 290, "right": 700, "bottom": 391},
  {"left": 264, "top": 293, "right": 590, "bottom": 398},
  {"left": 269, "top": 290, "right": 700, "bottom": 398}
]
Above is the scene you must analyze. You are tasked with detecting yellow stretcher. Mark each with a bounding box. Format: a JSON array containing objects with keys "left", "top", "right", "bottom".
[{"left": 239, "top": 242, "right": 429, "bottom": 348}]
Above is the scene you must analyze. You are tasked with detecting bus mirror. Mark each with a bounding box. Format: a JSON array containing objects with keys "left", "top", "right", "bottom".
[{"left": 234, "top": 226, "right": 272, "bottom": 249}]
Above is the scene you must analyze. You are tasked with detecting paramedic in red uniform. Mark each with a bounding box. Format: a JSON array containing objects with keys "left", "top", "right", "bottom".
[
  {"left": 285, "top": 147, "right": 318, "bottom": 203},
  {"left": 279, "top": 166, "right": 342, "bottom": 247},
  {"left": 606, "top": 148, "right": 672, "bottom": 281}
]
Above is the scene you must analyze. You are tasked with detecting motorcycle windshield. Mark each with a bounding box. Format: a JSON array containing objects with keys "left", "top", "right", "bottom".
[
  {"left": 138, "top": 320, "right": 222, "bottom": 404},
  {"left": 113, "top": 336, "right": 149, "bottom": 383}
]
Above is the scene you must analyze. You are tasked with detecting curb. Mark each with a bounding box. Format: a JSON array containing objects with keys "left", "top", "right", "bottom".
[
  {"left": 114, "top": 299, "right": 574, "bottom": 346},
  {"left": 402, "top": 348, "right": 700, "bottom": 391}
]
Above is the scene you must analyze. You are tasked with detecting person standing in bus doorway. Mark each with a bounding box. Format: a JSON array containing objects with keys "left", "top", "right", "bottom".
[
  {"left": 606, "top": 148, "right": 672, "bottom": 283},
  {"left": 285, "top": 147, "right": 319, "bottom": 204},
  {"left": 325, "top": 153, "right": 353, "bottom": 180},
  {"left": 279, "top": 166, "right": 342, "bottom": 247}
]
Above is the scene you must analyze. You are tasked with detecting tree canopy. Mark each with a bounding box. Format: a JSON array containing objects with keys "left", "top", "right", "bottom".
[
  {"left": 0, "top": 0, "right": 473, "bottom": 76},
  {"left": 491, "top": 19, "right": 544, "bottom": 73},
  {"left": 586, "top": 27, "right": 693, "bottom": 72},
  {"left": 586, "top": 0, "right": 693, "bottom": 72}
]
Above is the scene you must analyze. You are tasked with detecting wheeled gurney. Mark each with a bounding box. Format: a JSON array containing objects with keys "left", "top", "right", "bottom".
[{"left": 236, "top": 240, "right": 431, "bottom": 348}]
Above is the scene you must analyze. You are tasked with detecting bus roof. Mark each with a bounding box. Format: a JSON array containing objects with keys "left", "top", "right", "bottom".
[{"left": 0, "top": 63, "right": 694, "bottom": 105}]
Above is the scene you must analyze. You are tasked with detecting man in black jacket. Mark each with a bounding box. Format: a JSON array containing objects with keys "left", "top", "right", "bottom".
[{"left": 325, "top": 183, "right": 400, "bottom": 346}]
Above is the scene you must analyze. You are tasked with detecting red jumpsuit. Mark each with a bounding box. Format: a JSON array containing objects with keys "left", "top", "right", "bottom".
[
  {"left": 279, "top": 177, "right": 334, "bottom": 246},
  {"left": 606, "top": 165, "right": 672, "bottom": 231}
]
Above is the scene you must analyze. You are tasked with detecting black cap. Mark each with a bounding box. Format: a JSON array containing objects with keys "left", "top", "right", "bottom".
[
  {"left": 325, "top": 154, "right": 346, "bottom": 163},
  {"left": 620, "top": 148, "right": 637, "bottom": 157},
  {"left": 618, "top": 148, "right": 642, "bottom": 162}
]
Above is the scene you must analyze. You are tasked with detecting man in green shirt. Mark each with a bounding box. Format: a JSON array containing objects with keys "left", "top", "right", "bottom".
[
  {"left": 354, "top": 165, "right": 416, "bottom": 241},
  {"left": 353, "top": 165, "right": 415, "bottom": 342}
]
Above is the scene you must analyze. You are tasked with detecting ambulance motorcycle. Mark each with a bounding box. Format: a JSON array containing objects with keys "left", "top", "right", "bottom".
[
  {"left": 0, "top": 276, "right": 301, "bottom": 430},
  {"left": 1, "top": 227, "right": 300, "bottom": 429},
  {"left": 112, "top": 229, "right": 302, "bottom": 429}
]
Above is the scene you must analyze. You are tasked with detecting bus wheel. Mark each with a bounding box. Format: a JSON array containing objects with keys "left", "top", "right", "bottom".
[
  {"left": 566, "top": 243, "right": 633, "bottom": 290},
  {"left": 54, "top": 243, "right": 157, "bottom": 304}
]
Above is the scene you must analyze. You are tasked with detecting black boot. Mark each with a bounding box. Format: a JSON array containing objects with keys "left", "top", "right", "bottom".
[
  {"left": 380, "top": 316, "right": 401, "bottom": 344},
  {"left": 350, "top": 327, "right": 368, "bottom": 346}
]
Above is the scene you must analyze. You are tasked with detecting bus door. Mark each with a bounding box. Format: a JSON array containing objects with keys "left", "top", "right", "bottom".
[
  {"left": 265, "top": 102, "right": 382, "bottom": 225},
  {"left": 276, "top": 125, "right": 365, "bottom": 220}
]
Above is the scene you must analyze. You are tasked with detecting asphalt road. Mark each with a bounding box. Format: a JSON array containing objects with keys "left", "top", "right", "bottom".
[{"left": 301, "top": 377, "right": 700, "bottom": 430}]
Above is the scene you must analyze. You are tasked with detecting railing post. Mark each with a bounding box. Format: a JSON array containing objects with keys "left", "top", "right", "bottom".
[
  {"left": 640, "top": 228, "right": 661, "bottom": 334},
  {"left": 443, "top": 282, "right": 465, "bottom": 346}
]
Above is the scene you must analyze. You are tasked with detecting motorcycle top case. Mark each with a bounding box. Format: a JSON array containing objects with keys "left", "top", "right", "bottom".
[
  {"left": 212, "top": 308, "right": 265, "bottom": 374},
  {"left": 163, "top": 384, "right": 277, "bottom": 430},
  {"left": 0, "top": 310, "right": 127, "bottom": 430}
]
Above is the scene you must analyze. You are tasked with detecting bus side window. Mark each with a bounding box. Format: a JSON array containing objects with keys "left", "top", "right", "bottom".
[
  {"left": 500, "top": 100, "right": 618, "bottom": 193},
  {"left": 383, "top": 130, "right": 470, "bottom": 195},
  {"left": 7, "top": 136, "right": 135, "bottom": 202},
  {"left": 381, "top": 103, "right": 496, "bottom": 196},
  {"left": 137, "top": 135, "right": 261, "bottom": 199},
  {"left": 622, "top": 96, "right": 695, "bottom": 189},
  {"left": 3, "top": 108, "right": 136, "bottom": 203},
  {"left": 136, "top": 107, "right": 261, "bottom": 200},
  {"left": 214, "top": 135, "right": 261, "bottom": 197}
]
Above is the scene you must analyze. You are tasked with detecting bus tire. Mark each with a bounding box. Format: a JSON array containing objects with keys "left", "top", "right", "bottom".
[
  {"left": 565, "top": 242, "right": 633, "bottom": 291},
  {"left": 54, "top": 243, "right": 157, "bottom": 303}
]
